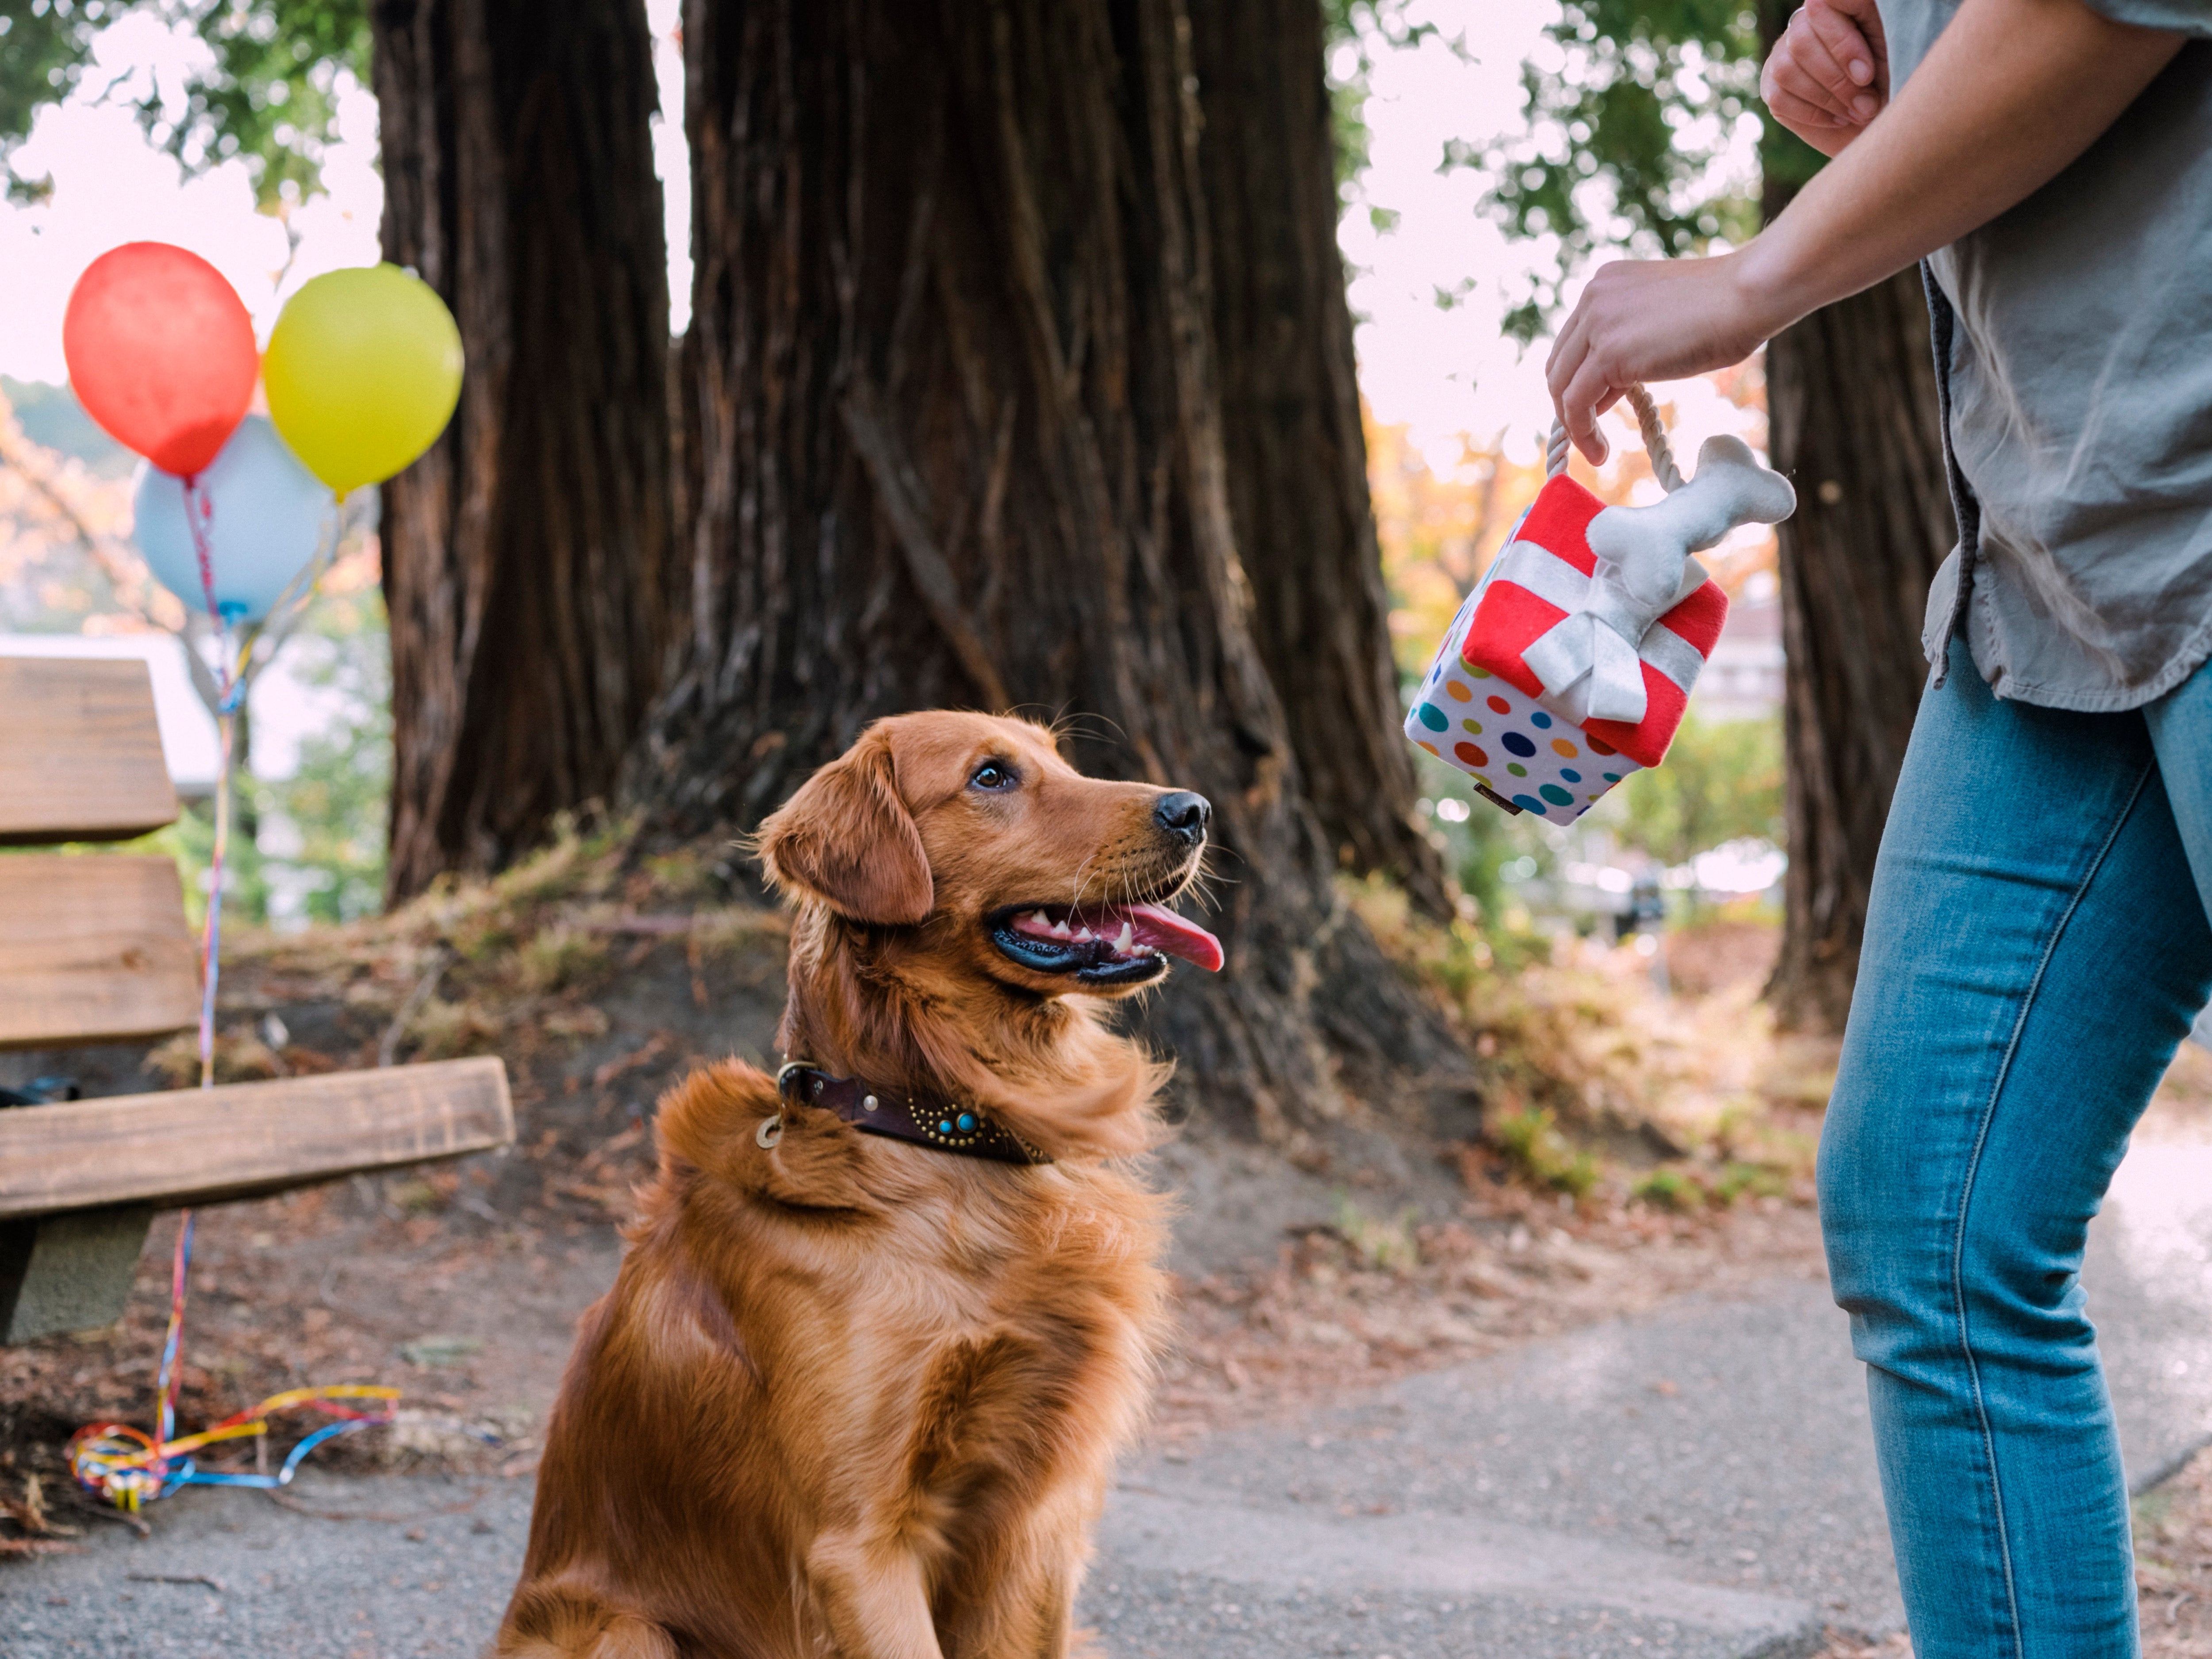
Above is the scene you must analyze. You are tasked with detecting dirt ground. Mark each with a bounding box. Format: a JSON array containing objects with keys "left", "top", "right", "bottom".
[
  {"left": 1, "top": 843, "right": 1827, "bottom": 1535},
  {"left": 5, "top": 840, "right": 2210, "bottom": 1659}
]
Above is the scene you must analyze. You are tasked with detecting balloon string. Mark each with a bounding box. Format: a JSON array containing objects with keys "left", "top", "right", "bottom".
[
  {"left": 190, "top": 475, "right": 241, "bottom": 1091},
  {"left": 70, "top": 485, "right": 405, "bottom": 1513},
  {"left": 198, "top": 706, "right": 234, "bottom": 1089},
  {"left": 183, "top": 476, "right": 227, "bottom": 642}
]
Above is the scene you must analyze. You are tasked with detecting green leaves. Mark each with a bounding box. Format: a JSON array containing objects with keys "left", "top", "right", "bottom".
[
  {"left": 1617, "top": 711, "right": 1783, "bottom": 870},
  {"left": 0, "top": 0, "right": 105, "bottom": 201},
  {"left": 0, "top": 0, "right": 369, "bottom": 209},
  {"left": 1473, "top": 0, "right": 1774, "bottom": 341},
  {"left": 154, "top": 0, "right": 371, "bottom": 207},
  {"left": 1321, "top": 0, "right": 1459, "bottom": 199}
]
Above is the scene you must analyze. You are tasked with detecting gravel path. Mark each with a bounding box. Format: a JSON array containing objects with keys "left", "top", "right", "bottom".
[{"left": 8, "top": 1133, "right": 2210, "bottom": 1659}]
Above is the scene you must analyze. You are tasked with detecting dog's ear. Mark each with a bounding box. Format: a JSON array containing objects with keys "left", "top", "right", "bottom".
[{"left": 755, "top": 728, "right": 933, "bottom": 924}]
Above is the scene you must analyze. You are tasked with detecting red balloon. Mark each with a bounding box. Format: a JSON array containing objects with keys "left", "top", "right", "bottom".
[{"left": 62, "top": 243, "right": 258, "bottom": 478}]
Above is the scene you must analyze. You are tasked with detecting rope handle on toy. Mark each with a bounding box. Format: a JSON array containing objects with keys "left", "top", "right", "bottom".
[{"left": 1545, "top": 383, "right": 1682, "bottom": 493}]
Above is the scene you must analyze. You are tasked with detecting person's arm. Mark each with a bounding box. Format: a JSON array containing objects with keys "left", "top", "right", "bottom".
[{"left": 1545, "top": 0, "right": 2184, "bottom": 464}]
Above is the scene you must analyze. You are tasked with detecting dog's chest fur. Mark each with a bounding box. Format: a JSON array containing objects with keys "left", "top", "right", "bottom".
[
  {"left": 746, "top": 1156, "right": 1167, "bottom": 1512},
  {"left": 617, "top": 1062, "right": 1171, "bottom": 1528}
]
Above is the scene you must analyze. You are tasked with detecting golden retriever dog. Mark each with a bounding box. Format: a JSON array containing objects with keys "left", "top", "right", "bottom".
[{"left": 497, "top": 712, "right": 1221, "bottom": 1659}]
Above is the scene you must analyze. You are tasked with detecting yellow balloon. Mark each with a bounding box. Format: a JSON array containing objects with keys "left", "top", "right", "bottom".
[{"left": 262, "top": 265, "right": 463, "bottom": 495}]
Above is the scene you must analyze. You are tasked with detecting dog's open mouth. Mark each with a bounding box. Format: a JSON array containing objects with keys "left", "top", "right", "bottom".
[{"left": 988, "top": 902, "right": 1224, "bottom": 987}]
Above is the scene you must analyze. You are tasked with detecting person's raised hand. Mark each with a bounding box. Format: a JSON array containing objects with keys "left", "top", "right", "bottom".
[
  {"left": 1544, "top": 255, "right": 1789, "bottom": 465},
  {"left": 1762, "top": 0, "right": 1890, "bottom": 157}
]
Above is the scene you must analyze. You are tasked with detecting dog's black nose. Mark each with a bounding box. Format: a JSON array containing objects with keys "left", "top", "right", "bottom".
[{"left": 1154, "top": 791, "right": 1211, "bottom": 846}]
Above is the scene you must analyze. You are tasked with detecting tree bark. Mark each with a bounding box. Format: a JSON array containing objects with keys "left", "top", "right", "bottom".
[
  {"left": 1763, "top": 275, "right": 1953, "bottom": 1029},
  {"left": 637, "top": 0, "right": 1469, "bottom": 1138},
  {"left": 1186, "top": 0, "right": 1450, "bottom": 919},
  {"left": 373, "top": 0, "right": 674, "bottom": 900}
]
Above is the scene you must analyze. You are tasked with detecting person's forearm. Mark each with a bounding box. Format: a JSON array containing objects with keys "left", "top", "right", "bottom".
[{"left": 1738, "top": 0, "right": 2182, "bottom": 326}]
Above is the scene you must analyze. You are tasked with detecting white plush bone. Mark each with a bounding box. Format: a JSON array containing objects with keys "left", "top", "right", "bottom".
[{"left": 1521, "top": 434, "right": 1795, "bottom": 725}]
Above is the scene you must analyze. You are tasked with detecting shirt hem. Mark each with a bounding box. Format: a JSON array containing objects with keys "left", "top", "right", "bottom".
[{"left": 1976, "top": 610, "right": 2212, "bottom": 713}]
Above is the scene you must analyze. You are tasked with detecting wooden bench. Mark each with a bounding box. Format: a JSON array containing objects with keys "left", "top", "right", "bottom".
[{"left": 0, "top": 657, "right": 514, "bottom": 1342}]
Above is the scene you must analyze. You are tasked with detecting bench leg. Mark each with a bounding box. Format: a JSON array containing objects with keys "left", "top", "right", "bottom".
[{"left": 0, "top": 1205, "right": 154, "bottom": 1343}]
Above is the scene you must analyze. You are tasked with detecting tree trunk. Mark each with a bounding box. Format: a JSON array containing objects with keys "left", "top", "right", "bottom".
[
  {"left": 1753, "top": 0, "right": 1955, "bottom": 1031},
  {"left": 373, "top": 0, "right": 673, "bottom": 901},
  {"left": 1763, "top": 271, "right": 1953, "bottom": 1028},
  {"left": 1186, "top": 0, "right": 1450, "bottom": 919},
  {"left": 636, "top": 0, "right": 1469, "bottom": 1139}
]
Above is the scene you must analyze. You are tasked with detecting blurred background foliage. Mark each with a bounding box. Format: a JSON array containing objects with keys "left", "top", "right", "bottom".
[
  {"left": 0, "top": 0, "right": 368, "bottom": 206},
  {"left": 1616, "top": 712, "right": 1782, "bottom": 870},
  {"left": 1468, "top": 0, "right": 1827, "bottom": 341}
]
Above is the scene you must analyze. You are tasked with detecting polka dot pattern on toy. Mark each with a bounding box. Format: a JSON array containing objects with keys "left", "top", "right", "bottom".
[{"left": 1405, "top": 596, "right": 1649, "bottom": 826}]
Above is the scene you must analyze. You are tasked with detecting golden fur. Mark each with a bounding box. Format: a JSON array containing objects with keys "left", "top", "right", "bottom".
[{"left": 497, "top": 713, "right": 1199, "bottom": 1658}]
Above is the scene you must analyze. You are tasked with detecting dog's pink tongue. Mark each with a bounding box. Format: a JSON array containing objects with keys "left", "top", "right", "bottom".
[{"left": 1118, "top": 902, "right": 1224, "bottom": 973}]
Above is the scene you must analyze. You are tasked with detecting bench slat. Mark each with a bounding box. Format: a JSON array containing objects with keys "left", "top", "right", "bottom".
[
  {"left": 0, "top": 1057, "right": 516, "bottom": 1220},
  {"left": 0, "top": 658, "right": 179, "bottom": 845},
  {"left": 0, "top": 856, "right": 200, "bottom": 1050}
]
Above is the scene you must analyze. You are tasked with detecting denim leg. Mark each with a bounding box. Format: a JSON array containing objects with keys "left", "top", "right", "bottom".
[{"left": 1820, "top": 641, "right": 2212, "bottom": 1659}]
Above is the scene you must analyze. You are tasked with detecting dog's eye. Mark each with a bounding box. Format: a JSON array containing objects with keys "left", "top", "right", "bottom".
[{"left": 969, "top": 762, "right": 1017, "bottom": 791}]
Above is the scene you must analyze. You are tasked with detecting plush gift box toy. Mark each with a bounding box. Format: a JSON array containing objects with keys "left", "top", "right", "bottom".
[{"left": 1406, "top": 389, "right": 1795, "bottom": 826}]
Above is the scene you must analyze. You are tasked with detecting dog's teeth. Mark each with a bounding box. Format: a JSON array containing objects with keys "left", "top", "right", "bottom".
[
  {"left": 1074, "top": 928, "right": 1094, "bottom": 943},
  {"left": 1029, "top": 910, "right": 1052, "bottom": 930},
  {"left": 1051, "top": 919, "right": 1071, "bottom": 937},
  {"left": 1114, "top": 922, "right": 1135, "bottom": 954}
]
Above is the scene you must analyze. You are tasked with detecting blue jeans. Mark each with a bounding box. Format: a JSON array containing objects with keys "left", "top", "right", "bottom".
[{"left": 1820, "top": 639, "right": 2212, "bottom": 1657}]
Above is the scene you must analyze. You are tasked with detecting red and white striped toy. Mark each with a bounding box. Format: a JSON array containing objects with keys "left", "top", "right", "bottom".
[{"left": 1406, "top": 389, "right": 1794, "bottom": 826}]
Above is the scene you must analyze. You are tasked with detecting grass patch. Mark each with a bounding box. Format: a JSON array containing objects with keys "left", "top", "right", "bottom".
[
  {"left": 1345, "top": 872, "right": 1829, "bottom": 1217},
  {"left": 1489, "top": 1104, "right": 1600, "bottom": 1199},
  {"left": 1631, "top": 1166, "right": 1703, "bottom": 1211},
  {"left": 1331, "top": 1194, "right": 1423, "bottom": 1275}
]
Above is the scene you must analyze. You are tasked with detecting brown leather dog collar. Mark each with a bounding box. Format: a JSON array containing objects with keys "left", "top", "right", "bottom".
[{"left": 772, "top": 1062, "right": 1052, "bottom": 1166}]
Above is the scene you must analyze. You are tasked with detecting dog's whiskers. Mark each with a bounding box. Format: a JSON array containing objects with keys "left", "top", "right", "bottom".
[{"left": 1068, "top": 854, "right": 1100, "bottom": 915}]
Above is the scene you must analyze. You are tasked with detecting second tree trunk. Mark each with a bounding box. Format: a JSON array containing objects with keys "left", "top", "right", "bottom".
[{"left": 374, "top": 0, "right": 676, "bottom": 900}]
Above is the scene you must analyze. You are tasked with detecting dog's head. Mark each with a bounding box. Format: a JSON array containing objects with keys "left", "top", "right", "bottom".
[{"left": 755, "top": 712, "right": 1221, "bottom": 998}]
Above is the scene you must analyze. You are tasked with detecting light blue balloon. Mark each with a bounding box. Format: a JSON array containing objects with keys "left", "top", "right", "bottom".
[{"left": 133, "top": 415, "right": 334, "bottom": 622}]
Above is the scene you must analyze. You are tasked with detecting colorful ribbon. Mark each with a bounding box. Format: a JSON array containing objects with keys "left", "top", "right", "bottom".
[{"left": 67, "top": 492, "right": 396, "bottom": 1511}]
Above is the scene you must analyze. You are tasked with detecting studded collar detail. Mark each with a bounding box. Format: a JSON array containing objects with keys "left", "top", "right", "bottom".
[{"left": 773, "top": 1062, "right": 1052, "bottom": 1166}]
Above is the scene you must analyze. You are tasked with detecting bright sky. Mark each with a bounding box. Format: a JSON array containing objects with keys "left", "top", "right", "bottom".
[
  {"left": 0, "top": 0, "right": 1753, "bottom": 479},
  {"left": 0, "top": 0, "right": 690, "bottom": 381},
  {"left": 1339, "top": 0, "right": 1564, "bottom": 465}
]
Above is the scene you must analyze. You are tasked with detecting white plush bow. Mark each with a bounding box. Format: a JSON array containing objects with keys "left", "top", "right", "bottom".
[{"left": 1520, "top": 434, "right": 1795, "bottom": 726}]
